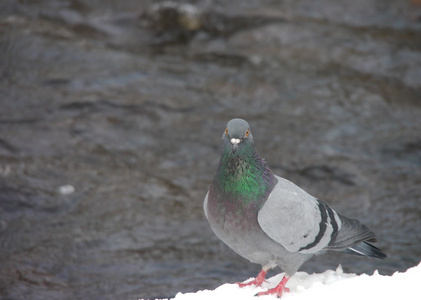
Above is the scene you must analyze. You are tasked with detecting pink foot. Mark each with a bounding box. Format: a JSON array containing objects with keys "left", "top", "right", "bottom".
[
  {"left": 237, "top": 269, "right": 268, "bottom": 288},
  {"left": 257, "top": 275, "right": 290, "bottom": 298}
]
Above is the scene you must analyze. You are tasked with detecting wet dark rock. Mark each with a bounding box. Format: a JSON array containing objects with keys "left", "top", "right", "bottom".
[
  {"left": 294, "top": 165, "right": 356, "bottom": 186},
  {"left": 141, "top": 1, "right": 285, "bottom": 44},
  {"left": 140, "top": 2, "right": 203, "bottom": 44}
]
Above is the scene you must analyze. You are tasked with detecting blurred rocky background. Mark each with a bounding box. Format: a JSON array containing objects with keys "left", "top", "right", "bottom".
[{"left": 0, "top": 0, "right": 420, "bottom": 299}]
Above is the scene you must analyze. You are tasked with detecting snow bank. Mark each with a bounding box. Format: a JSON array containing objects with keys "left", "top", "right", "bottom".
[{"left": 170, "top": 262, "right": 421, "bottom": 300}]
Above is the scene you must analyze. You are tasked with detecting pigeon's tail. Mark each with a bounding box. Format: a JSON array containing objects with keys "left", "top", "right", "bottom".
[
  {"left": 343, "top": 241, "right": 387, "bottom": 259},
  {"left": 327, "top": 214, "right": 387, "bottom": 259}
]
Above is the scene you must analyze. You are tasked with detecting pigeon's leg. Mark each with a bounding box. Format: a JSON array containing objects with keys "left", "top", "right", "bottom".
[
  {"left": 257, "top": 275, "right": 290, "bottom": 298},
  {"left": 237, "top": 268, "right": 268, "bottom": 287}
]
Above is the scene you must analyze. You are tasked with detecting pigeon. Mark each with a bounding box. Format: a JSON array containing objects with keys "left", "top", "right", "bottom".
[{"left": 204, "top": 118, "right": 386, "bottom": 298}]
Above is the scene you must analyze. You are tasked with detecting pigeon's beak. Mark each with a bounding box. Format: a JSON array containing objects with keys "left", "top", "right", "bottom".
[{"left": 230, "top": 138, "right": 241, "bottom": 153}]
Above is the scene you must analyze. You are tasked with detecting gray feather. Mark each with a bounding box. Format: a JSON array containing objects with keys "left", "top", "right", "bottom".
[
  {"left": 258, "top": 175, "right": 336, "bottom": 254},
  {"left": 327, "top": 215, "right": 374, "bottom": 249},
  {"left": 326, "top": 214, "right": 387, "bottom": 259},
  {"left": 342, "top": 242, "right": 387, "bottom": 259}
]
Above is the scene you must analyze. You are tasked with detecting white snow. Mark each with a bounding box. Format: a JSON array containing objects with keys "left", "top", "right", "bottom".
[
  {"left": 167, "top": 262, "right": 421, "bottom": 300},
  {"left": 58, "top": 184, "right": 75, "bottom": 195}
]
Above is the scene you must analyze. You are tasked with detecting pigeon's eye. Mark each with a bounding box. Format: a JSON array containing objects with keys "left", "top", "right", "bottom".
[
  {"left": 225, "top": 128, "right": 229, "bottom": 135},
  {"left": 245, "top": 129, "right": 249, "bottom": 137}
]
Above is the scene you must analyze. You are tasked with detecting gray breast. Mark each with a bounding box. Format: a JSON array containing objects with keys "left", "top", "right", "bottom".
[{"left": 204, "top": 191, "right": 313, "bottom": 275}]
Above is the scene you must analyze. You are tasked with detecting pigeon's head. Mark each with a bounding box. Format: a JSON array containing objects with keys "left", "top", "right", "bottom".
[{"left": 222, "top": 118, "right": 254, "bottom": 154}]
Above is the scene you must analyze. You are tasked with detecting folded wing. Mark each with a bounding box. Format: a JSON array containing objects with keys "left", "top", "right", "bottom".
[
  {"left": 258, "top": 175, "right": 386, "bottom": 259},
  {"left": 258, "top": 176, "right": 341, "bottom": 254}
]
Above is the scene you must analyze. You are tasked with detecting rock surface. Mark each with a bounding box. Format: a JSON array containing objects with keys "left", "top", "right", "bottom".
[{"left": 0, "top": 0, "right": 420, "bottom": 299}]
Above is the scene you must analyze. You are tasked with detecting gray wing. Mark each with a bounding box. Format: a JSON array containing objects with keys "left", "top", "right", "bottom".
[{"left": 257, "top": 175, "right": 342, "bottom": 254}]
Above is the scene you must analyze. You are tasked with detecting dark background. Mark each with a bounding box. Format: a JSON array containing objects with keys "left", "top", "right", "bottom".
[{"left": 0, "top": 0, "right": 420, "bottom": 299}]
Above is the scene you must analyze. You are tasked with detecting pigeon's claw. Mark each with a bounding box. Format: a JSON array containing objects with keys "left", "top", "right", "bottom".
[
  {"left": 237, "top": 269, "right": 268, "bottom": 287},
  {"left": 257, "top": 275, "right": 290, "bottom": 298}
]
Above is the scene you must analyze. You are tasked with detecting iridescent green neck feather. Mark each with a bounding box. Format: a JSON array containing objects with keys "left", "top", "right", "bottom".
[{"left": 212, "top": 143, "right": 276, "bottom": 207}]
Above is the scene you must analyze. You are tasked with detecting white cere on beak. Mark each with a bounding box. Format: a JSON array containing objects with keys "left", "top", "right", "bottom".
[{"left": 231, "top": 138, "right": 241, "bottom": 145}]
